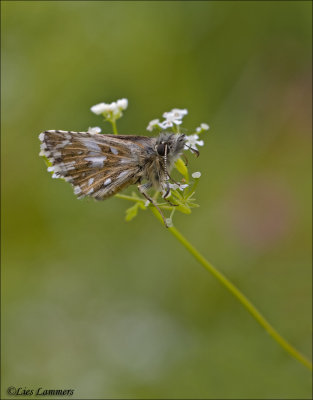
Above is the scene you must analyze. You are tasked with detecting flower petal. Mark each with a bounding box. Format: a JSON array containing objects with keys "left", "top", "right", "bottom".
[
  {"left": 87, "top": 126, "right": 102, "bottom": 134},
  {"left": 90, "top": 103, "right": 107, "bottom": 115},
  {"left": 192, "top": 171, "right": 201, "bottom": 179}
]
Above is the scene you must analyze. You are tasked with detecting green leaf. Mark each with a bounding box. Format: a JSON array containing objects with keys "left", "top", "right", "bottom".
[
  {"left": 188, "top": 202, "right": 200, "bottom": 208},
  {"left": 175, "top": 158, "right": 189, "bottom": 181},
  {"left": 176, "top": 204, "right": 191, "bottom": 214},
  {"left": 171, "top": 190, "right": 183, "bottom": 201},
  {"left": 138, "top": 202, "right": 147, "bottom": 210},
  {"left": 125, "top": 203, "right": 139, "bottom": 222}
]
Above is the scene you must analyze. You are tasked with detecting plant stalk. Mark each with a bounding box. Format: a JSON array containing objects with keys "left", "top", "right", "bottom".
[{"left": 149, "top": 207, "right": 312, "bottom": 371}]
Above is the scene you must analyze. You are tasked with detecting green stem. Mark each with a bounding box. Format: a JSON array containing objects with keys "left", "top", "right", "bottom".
[
  {"left": 115, "top": 194, "right": 174, "bottom": 210},
  {"left": 149, "top": 207, "right": 312, "bottom": 371},
  {"left": 115, "top": 194, "right": 144, "bottom": 203},
  {"left": 111, "top": 119, "right": 118, "bottom": 135}
]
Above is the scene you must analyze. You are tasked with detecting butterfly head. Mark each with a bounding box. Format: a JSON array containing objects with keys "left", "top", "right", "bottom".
[{"left": 155, "top": 132, "right": 186, "bottom": 161}]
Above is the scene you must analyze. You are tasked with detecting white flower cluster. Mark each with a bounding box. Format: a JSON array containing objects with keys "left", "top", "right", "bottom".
[
  {"left": 147, "top": 108, "right": 188, "bottom": 131},
  {"left": 91, "top": 98, "right": 128, "bottom": 118},
  {"left": 184, "top": 124, "right": 209, "bottom": 151},
  {"left": 184, "top": 134, "right": 204, "bottom": 152},
  {"left": 185, "top": 123, "right": 210, "bottom": 151},
  {"left": 146, "top": 107, "right": 209, "bottom": 153}
]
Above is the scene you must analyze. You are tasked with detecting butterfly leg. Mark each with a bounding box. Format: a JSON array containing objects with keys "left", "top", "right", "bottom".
[
  {"left": 137, "top": 184, "right": 169, "bottom": 228},
  {"left": 162, "top": 182, "right": 178, "bottom": 207},
  {"left": 163, "top": 182, "right": 171, "bottom": 199},
  {"left": 166, "top": 173, "right": 180, "bottom": 186}
]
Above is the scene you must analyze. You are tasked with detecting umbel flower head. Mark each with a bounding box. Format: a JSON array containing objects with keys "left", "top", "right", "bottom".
[
  {"left": 147, "top": 107, "right": 208, "bottom": 155},
  {"left": 146, "top": 108, "right": 188, "bottom": 130},
  {"left": 88, "top": 98, "right": 210, "bottom": 225},
  {"left": 91, "top": 98, "right": 128, "bottom": 121},
  {"left": 142, "top": 104, "right": 210, "bottom": 224}
]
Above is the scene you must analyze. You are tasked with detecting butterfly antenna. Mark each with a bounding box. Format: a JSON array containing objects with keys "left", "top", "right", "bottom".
[
  {"left": 185, "top": 144, "right": 200, "bottom": 157},
  {"left": 164, "top": 144, "right": 169, "bottom": 179}
]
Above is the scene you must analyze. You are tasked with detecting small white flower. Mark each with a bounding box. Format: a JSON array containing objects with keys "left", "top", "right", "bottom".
[
  {"left": 158, "top": 108, "right": 188, "bottom": 129},
  {"left": 170, "top": 108, "right": 188, "bottom": 118},
  {"left": 158, "top": 120, "right": 172, "bottom": 129},
  {"left": 196, "top": 122, "right": 210, "bottom": 133},
  {"left": 179, "top": 184, "right": 189, "bottom": 190},
  {"left": 117, "top": 98, "right": 128, "bottom": 110},
  {"left": 159, "top": 113, "right": 183, "bottom": 129},
  {"left": 192, "top": 171, "right": 201, "bottom": 179},
  {"left": 107, "top": 101, "right": 119, "bottom": 115},
  {"left": 90, "top": 102, "right": 108, "bottom": 115},
  {"left": 163, "top": 108, "right": 188, "bottom": 119},
  {"left": 87, "top": 126, "right": 102, "bottom": 134},
  {"left": 146, "top": 119, "right": 160, "bottom": 132},
  {"left": 169, "top": 183, "right": 189, "bottom": 191},
  {"left": 162, "top": 111, "right": 171, "bottom": 119},
  {"left": 184, "top": 134, "right": 204, "bottom": 151},
  {"left": 169, "top": 183, "right": 179, "bottom": 190}
]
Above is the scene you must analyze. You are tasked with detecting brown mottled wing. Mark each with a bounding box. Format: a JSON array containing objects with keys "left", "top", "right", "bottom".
[{"left": 39, "top": 130, "right": 154, "bottom": 199}]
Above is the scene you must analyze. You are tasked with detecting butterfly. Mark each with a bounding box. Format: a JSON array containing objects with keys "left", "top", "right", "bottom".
[{"left": 39, "top": 130, "right": 187, "bottom": 226}]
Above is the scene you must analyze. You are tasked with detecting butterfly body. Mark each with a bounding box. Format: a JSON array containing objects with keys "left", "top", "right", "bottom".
[{"left": 39, "top": 130, "right": 186, "bottom": 201}]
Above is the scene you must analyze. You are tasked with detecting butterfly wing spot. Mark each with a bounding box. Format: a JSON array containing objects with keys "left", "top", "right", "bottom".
[
  {"left": 74, "top": 186, "right": 82, "bottom": 195},
  {"left": 55, "top": 140, "right": 70, "bottom": 149},
  {"left": 119, "top": 158, "right": 132, "bottom": 164},
  {"left": 110, "top": 147, "right": 119, "bottom": 155},
  {"left": 84, "top": 156, "right": 107, "bottom": 167},
  {"left": 88, "top": 178, "right": 94, "bottom": 185},
  {"left": 117, "top": 171, "right": 128, "bottom": 179},
  {"left": 78, "top": 138, "right": 102, "bottom": 152},
  {"left": 64, "top": 177, "right": 73, "bottom": 182},
  {"left": 104, "top": 178, "right": 112, "bottom": 186},
  {"left": 47, "top": 161, "right": 76, "bottom": 173},
  {"left": 52, "top": 151, "right": 61, "bottom": 158}
]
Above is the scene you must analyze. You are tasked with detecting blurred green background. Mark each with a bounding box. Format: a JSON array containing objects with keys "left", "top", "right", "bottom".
[{"left": 1, "top": 1, "right": 312, "bottom": 399}]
